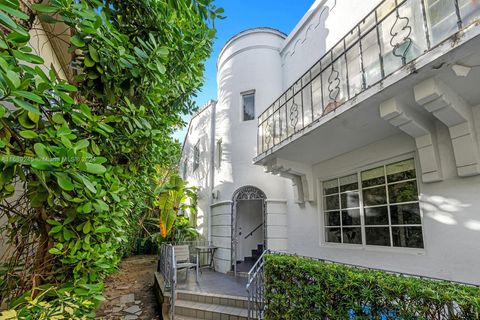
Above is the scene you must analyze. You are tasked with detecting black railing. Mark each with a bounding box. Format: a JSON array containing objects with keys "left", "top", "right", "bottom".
[
  {"left": 257, "top": 0, "right": 480, "bottom": 155},
  {"left": 244, "top": 223, "right": 264, "bottom": 240}
]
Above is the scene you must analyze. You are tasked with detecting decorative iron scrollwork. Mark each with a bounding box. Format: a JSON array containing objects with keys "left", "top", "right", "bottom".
[
  {"left": 265, "top": 121, "right": 273, "bottom": 146},
  {"left": 233, "top": 186, "right": 266, "bottom": 201},
  {"left": 289, "top": 103, "right": 299, "bottom": 130},
  {"left": 328, "top": 66, "right": 340, "bottom": 101},
  {"left": 390, "top": 11, "right": 412, "bottom": 64}
]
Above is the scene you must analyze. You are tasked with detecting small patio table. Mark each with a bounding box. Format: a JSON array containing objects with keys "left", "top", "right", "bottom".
[{"left": 195, "top": 245, "right": 217, "bottom": 273}]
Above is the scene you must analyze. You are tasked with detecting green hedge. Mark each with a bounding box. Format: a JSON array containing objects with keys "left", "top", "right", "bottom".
[{"left": 264, "top": 254, "right": 480, "bottom": 320}]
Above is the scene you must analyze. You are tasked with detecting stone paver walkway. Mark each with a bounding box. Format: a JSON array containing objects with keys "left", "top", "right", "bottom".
[{"left": 96, "top": 255, "right": 161, "bottom": 320}]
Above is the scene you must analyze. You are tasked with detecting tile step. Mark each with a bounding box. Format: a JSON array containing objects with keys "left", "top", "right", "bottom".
[
  {"left": 176, "top": 290, "right": 248, "bottom": 309},
  {"left": 175, "top": 300, "right": 248, "bottom": 320}
]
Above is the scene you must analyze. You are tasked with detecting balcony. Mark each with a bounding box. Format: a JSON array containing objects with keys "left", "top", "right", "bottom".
[{"left": 256, "top": 0, "right": 480, "bottom": 162}]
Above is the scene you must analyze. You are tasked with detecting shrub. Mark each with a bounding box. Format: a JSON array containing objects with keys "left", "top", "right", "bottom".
[
  {"left": 264, "top": 254, "right": 480, "bottom": 320},
  {"left": 0, "top": 0, "right": 222, "bottom": 317}
]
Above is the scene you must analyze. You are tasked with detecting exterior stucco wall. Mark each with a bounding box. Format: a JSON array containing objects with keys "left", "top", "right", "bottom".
[
  {"left": 181, "top": 102, "right": 215, "bottom": 238},
  {"left": 28, "top": 18, "right": 68, "bottom": 79},
  {"left": 182, "top": 0, "right": 480, "bottom": 282},
  {"left": 280, "top": 0, "right": 382, "bottom": 88},
  {"left": 273, "top": 0, "right": 480, "bottom": 285},
  {"left": 214, "top": 29, "right": 289, "bottom": 202},
  {"left": 182, "top": 29, "right": 294, "bottom": 273},
  {"left": 210, "top": 201, "right": 232, "bottom": 273},
  {"left": 285, "top": 127, "right": 480, "bottom": 285},
  {"left": 265, "top": 200, "right": 288, "bottom": 252}
]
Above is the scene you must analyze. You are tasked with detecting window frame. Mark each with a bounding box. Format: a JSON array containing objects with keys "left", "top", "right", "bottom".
[
  {"left": 319, "top": 155, "right": 425, "bottom": 252},
  {"left": 241, "top": 90, "right": 256, "bottom": 122},
  {"left": 193, "top": 141, "right": 200, "bottom": 172},
  {"left": 182, "top": 158, "right": 188, "bottom": 179},
  {"left": 215, "top": 138, "right": 222, "bottom": 169}
]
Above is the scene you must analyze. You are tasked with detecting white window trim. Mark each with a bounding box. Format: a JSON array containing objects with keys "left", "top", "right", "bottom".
[
  {"left": 317, "top": 154, "right": 426, "bottom": 255},
  {"left": 240, "top": 89, "right": 256, "bottom": 122}
]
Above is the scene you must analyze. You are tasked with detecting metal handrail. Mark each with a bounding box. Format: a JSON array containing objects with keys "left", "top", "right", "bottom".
[
  {"left": 171, "top": 248, "right": 176, "bottom": 320},
  {"left": 246, "top": 249, "right": 270, "bottom": 320},
  {"left": 160, "top": 240, "right": 211, "bottom": 319},
  {"left": 257, "top": 0, "right": 480, "bottom": 156},
  {"left": 247, "top": 249, "right": 270, "bottom": 285},
  {"left": 244, "top": 223, "right": 263, "bottom": 240}
]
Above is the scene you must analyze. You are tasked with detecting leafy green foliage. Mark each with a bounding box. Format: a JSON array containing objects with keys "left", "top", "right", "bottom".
[
  {"left": 139, "top": 170, "right": 199, "bottom": 246},
  {"left": 155, "top": 174, "right": 197, "bottom": 238},
  {"left": 0, "top": 0, "right": 221, "bottom": 317},
  {"left": 170, "top": 216, "right": 199, "bottom": 242},
  {"left": 1, "top": 283, "right": 101, "bottom": 319},
  {"left": 264, "top": 254, "right": 480, "bottom": 320}
]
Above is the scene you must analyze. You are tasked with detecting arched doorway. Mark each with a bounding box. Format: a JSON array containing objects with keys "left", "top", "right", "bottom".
[{"left": 231, "top": 186, "right": 266, "bottom": 275}]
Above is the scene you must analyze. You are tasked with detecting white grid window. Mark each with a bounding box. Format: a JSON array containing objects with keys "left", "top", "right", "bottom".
[{"left": 323, "top": 159, "right": 424, "bottom": 249}]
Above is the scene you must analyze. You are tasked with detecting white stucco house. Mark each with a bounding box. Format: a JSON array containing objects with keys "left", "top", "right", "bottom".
[{"left": 181, "top": 0, "right": 480, "bottom": 284}]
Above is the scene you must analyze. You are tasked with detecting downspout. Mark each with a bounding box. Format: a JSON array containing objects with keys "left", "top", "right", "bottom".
[{"left": 208, "top": 100, "right": 217, "bottom": 244}]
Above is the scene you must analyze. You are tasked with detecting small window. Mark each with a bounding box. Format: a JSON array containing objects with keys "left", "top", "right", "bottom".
[
  {"left": 242, "top": 92, "right": 255, "bottom": 121},
  {"left": 215, "top": 138, "right": 222, "bottom": 169},
  {"left": 193, "top": 141, "right": 200, "bottom": 172},
  {"left": 323, "top": 159, "right": 423, "bottom": 249},
  {"left": 182, "top": 159, "right": 188, "bottom": 179}
]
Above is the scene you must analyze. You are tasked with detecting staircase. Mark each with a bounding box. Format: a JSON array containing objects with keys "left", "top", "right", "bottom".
[
  {"left": 236, "top": 244, "right": 264, "bottom": 273},
  {"left": 171, "top": 290, "right": 249, "bottom": 320}
]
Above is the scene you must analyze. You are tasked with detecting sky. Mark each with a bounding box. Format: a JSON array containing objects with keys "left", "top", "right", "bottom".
[{"left": 172, "top": 0, "right": 315, "bottom": 142}]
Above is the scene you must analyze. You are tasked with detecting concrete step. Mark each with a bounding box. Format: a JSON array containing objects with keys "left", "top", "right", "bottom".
[
  {"left": 177, "top": 290, "right": 248, "bottom": 309},
  {"left": 174, "top": 299, "right": 248, "bottom": 320},
  {"left": 226, "top": 271, "right": 248, "bottom": 278},
  {"left": 174, "top": 291, "right": 249, "bottom": 320},
  {"left": 173, "top": 316, "right": 201, "bottom": 320},
  {"left": 251, "top": 249, "right": 261, "bottom": 259}
]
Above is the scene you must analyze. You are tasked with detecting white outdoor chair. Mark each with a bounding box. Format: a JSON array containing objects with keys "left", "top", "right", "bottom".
[{"left": 173, "top": 245, "right": 198, "bottom": 281}]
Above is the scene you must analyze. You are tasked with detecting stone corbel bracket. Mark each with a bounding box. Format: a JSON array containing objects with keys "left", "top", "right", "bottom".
[
  {"left": 264, "top": 158, "right": 314, "bottom": 204},
  {"left": 414, "top": 78, "right": 480, "bottom": 177},
  {"left": 380, "top": 97, "right": 443, "bottom": 183}
]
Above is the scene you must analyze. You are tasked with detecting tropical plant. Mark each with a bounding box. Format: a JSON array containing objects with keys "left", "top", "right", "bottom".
[
  {"left": 155, "top": 174, "right": 198, "bottom": 239},
  {"left": 0, "top": 0, "right": 222, "bottom": 317},
  {"left": 170, "top": 216, "right": 199, "bottom": 242}
]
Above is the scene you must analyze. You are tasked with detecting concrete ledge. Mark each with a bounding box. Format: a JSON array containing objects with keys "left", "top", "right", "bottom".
[{"left": 153, "top": 271, "right": 171, "bottom": 319}]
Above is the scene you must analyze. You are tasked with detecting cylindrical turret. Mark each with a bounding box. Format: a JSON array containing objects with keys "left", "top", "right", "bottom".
[{"left": 214, "top": 28, "right": 287, "bottom": 200}]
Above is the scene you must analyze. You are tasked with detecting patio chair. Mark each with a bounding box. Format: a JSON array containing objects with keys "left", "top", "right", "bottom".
[{"left": 173, "top": 245, "right": 198, "bottom": 282}]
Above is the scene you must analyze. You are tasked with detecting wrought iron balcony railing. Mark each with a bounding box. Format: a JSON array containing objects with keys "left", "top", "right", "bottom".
[{"left": 257, "top": 0, "right": 480, "bottom": 156}]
